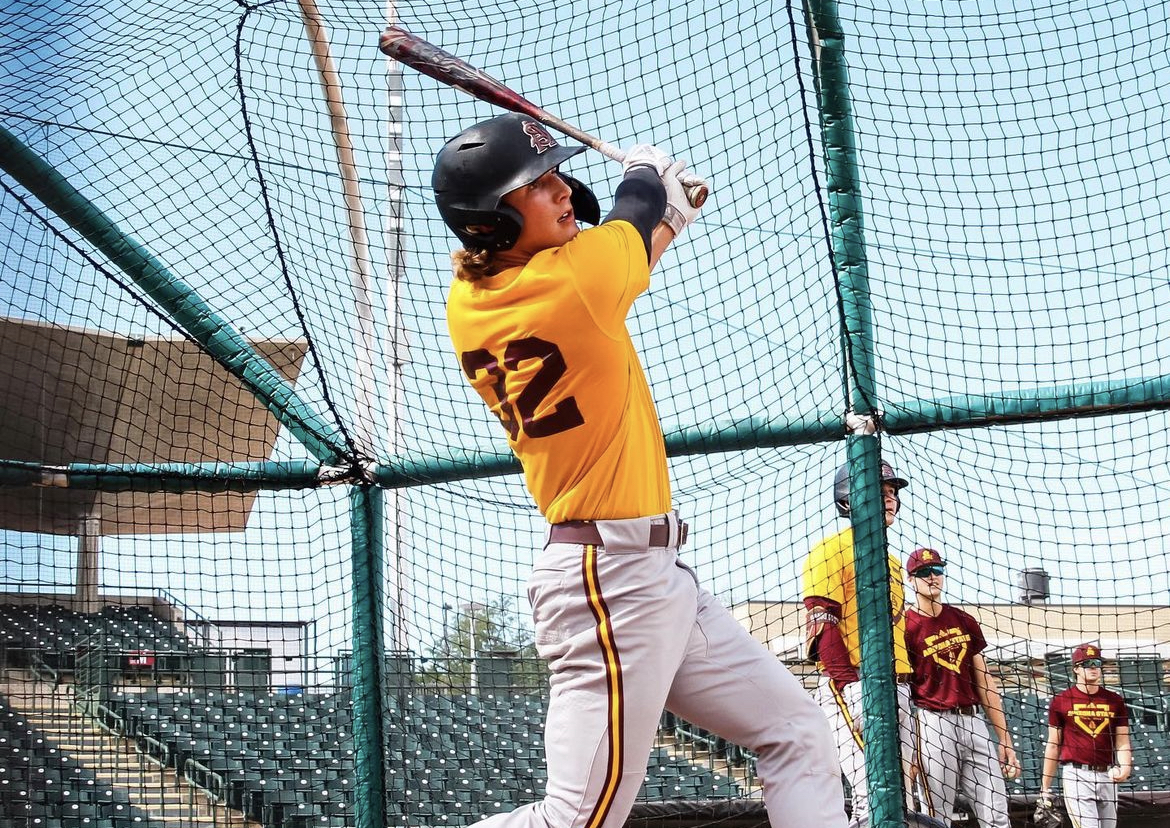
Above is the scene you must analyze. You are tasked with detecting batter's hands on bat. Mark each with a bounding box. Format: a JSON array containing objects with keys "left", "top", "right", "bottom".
[
  {"left": 622, "top": 143, "right": 671, "bottom": 176},
  {"left": 661, "top": 159, "right": 703, "bottom": 236}
]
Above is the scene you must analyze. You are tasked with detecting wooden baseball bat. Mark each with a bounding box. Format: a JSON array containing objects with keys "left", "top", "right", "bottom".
[{"left": 378, "top": 25, "right": 708, "bottom": 208}]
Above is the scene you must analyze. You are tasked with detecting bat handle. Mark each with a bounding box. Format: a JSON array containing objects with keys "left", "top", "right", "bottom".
[{"left": 601, "top": 142, "right": 709, "bottom": 208}]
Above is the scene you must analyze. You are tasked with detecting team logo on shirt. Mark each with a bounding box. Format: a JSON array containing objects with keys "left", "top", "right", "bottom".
[
  {"left": 1070, "top": 702, "right": 1114, "bottom": 738},
  {"left": 522, "top": 120, "right": 557, "bottom": 154},
  {"left": 922, "top": 627, "right": 971, "bottom": 674}
]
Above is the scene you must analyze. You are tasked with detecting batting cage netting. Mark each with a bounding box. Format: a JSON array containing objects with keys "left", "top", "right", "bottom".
[{"left": 2, "top": 0, "right": 1169, "bottom": 827}]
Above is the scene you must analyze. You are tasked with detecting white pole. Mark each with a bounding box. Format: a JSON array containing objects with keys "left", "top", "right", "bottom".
[
  {"left": 297, "top": 0, "right": 378, "bottom": 454},
  {"left": 298, "top": 0, "right": 413, "bottom": 653},
  {"left": 380, "top": 0, "right": 411, "bottom": 654}
]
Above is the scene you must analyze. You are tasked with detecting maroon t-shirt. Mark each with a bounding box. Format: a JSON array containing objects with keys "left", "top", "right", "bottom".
[
  {"left": 905, "top": 604, "right": 986, "bottom": 710},
  {"left": 1048, "top": 686, "right": 1129, "bottom": 766}
]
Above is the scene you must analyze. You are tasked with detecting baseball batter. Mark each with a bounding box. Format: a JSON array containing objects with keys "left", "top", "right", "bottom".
[
  {"left": 436, "top": 113, "right": 847, "bottom": 828},
  {"left": 1039, "top": 644, "right": 1132, "bottom": 828},
  {"left": 903, "top": 547, "right": 1020, "bottom": 828},
  {"left": 802, "top": 460, "right": 917, "bottom": 827}
]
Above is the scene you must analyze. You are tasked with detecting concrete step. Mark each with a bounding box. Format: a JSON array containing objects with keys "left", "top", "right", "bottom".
[{"left": 2, "top": 672, "right": 263, "bottom": 828}]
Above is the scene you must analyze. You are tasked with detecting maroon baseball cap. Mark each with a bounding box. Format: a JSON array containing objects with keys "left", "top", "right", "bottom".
[
  {"left": 1073, "top": 644, "right": 1103, "bottom": 665},
  {"left": 906, "top": 547, "right": 946, "bottom": 575}
]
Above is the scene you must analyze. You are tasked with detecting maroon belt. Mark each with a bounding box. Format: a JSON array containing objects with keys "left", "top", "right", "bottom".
[{"left": 548, "top": 520, "right": 688, "bottom": 548}]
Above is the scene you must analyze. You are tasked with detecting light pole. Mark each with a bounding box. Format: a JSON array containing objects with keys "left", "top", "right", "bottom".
[{"left": 442, "top": 603, "right": 452, "bottom": 661}]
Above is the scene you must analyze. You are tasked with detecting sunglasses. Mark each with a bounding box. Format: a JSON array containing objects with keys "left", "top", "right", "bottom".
[
  {"left": 1077, "top": 659, "right": 1104, "bottom": 668},
  {"left": 912, "top": 565, "right": 946, "bottom": 578}
]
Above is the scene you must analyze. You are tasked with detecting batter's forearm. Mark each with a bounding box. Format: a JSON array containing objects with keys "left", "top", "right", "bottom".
[{"left": 648, "top": 224, "right": 675, "bottom": 270}]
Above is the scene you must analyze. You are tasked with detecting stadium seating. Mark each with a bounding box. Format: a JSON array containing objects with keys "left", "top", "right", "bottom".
[
  {"left": 0, "top": 603, "right": 190, "bottom": 679},
  {"left": 8, "top": 620, "right": 1169, "bottom": 828},
  {"left": 0, "top": 692, "right": 167, "bottom": 828},
  {"left": 98, "top": 683, "right": 1170, "bottom": 825},
  {"left": 92, "top": 686, "right": 745, "bottom": 826}
]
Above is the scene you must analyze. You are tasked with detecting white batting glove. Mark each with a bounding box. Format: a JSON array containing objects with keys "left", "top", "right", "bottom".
[
  {"left": 661, "top": 159, "right": 702, "bottom": 236},
  {"left": 622, "top": 143, "right": 671, "bottom": 176}
]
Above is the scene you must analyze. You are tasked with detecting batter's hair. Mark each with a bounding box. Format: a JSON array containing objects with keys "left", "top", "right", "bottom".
[{"left": 451, "top": 247, "right": 496, "bottom": 282}]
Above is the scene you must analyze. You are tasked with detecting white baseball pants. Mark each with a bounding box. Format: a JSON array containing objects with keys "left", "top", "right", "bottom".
[
  {"left": 914, "top": 707, "right": 1010, "bottom": 828},
  {"left": 473, "top": 513, "right": 848, "bottom": 828},
  {"left": 815, "top": 675, "right": 915, "bottom": 828}
]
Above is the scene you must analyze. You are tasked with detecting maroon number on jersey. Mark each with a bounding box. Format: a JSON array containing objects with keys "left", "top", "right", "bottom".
[{"left": 461, "top": 337, "right": 584, "bottom": 439}]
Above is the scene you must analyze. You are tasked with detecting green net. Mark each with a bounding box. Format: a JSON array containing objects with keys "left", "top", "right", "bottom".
[{"left": 2, "top": 0, "right": 1169, "bottom": 826}]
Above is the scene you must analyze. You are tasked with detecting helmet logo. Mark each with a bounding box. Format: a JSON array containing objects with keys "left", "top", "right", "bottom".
[{"left": 522, "top": 120, "right": 557, "bottom": 154}]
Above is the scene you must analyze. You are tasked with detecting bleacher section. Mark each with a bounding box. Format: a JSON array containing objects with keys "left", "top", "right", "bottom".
[
  {"left": 96, "top": 688, "right": 742, "bottom": 827},
  {"left": 0, "top": 604, "right": 191, "bottom": 679},
  {"left": 0, "top": 693, "right": 167, "bottom": 828},
  {"left": 2, "top": 602, "right": 1168, "bottom": 827}
]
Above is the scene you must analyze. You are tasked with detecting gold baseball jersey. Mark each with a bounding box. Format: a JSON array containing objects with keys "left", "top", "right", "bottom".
[
  {"left": 803, "top": 527, "right": 911, "bottom": 677},
  {"left": 447, "top": 220, "right": 670, "bottom": 523}
]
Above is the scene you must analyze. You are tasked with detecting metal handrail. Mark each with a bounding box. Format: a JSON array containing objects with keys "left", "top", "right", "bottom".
[
  {"left": 28, "top": 650, "right": 60, "bottom": 687},
  {"left": 183, "top": 757, "right": 226, "bottom": 804},
  {"left": 136, "top": 732, "right": 170, "bottom": 769}
]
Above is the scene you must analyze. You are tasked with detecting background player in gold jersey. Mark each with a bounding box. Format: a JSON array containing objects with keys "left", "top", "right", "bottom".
[
  {"left": 802, "top": 460, "right": 917, "bottom": 827},
  {"left": 435, "top": 112, "right": 847, "bottom": 828}
]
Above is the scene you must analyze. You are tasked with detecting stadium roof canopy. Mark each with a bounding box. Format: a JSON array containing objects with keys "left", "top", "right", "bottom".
[{"left": 0, "top": 316, "right": 307, "bottom": 536}]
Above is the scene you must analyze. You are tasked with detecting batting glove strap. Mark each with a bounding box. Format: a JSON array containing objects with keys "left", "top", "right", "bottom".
[
  {"left": 662, "top": 203, "right": 688, "bottom": 236},
  {"left": 661, "top": 159, "right": 701, "bottom": 235}
]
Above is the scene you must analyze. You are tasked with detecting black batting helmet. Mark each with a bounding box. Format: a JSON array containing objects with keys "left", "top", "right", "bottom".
[
  {"left": 833, "top": 459, "right": 909, "bottom": 517},
  {"left": 432, "top": 113, "right": 601, "bottom": 251}
]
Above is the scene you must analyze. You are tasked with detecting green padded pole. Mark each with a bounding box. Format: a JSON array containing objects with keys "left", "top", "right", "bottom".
[
  {"left": 350, "top": 485, "right": 386, "bottom": 828},
  {"left": 848, "top": 435, "right": 903, "bottom": 826},
  {"left": 0, "top": 124, "right": 350, "bottom": 465},
  {"left": 803, "top": 0, "right": 903, "bottom": 825},
  {"left": 0, "top": 459, "right": 325, "bottom": 491}
]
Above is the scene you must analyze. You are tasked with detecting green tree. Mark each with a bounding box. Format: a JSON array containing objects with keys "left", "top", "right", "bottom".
[{"left": 420, "top": 597, "right": 546, "bottom": 692}]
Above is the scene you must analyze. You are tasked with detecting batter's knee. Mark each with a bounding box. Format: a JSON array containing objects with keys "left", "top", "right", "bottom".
[{"left": 754, "top": 701, "right": 841, "bottom": 774}]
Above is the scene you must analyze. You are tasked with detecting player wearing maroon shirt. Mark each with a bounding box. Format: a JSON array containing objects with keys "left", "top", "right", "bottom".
[
  {"left": 1040, "top": 644, "right": 1132, "bottom": 828},
  {"left": 904, "top": 548, "right": 1019, "bottom": 828}
]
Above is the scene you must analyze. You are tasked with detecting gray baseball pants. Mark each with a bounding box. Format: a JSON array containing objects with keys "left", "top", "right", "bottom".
[
  {"left": 914, "top": 707, "right": 1010, "bottom": 828},
  {"left": 473, "top": 512, "right": 848, "bottom": 828},
  {"left": 1061, "top": 763, "right": 1118, "bottom": 828}
]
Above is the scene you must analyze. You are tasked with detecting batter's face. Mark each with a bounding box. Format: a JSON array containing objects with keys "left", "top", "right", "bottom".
[
  {"left": 882, "top": 482, "right": 901, "bottom": 526},
  {"left": 501, "top": 169, "right": 579, "bottom": 257}
]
